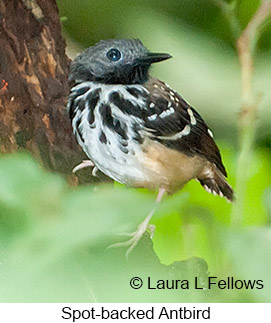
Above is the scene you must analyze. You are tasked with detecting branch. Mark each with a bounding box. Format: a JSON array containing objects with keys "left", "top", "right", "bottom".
[
  {"left": 237, "top": 0, "right": 271, "bottom": 118},
  {"left": 232, "top": 0, "right": 271, "bottom": 226}
]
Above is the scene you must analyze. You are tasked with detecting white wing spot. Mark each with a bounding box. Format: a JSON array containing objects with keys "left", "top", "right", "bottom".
[
  {"left": 148, "top": 114, "right": 157, "bottom": 121},
  {"left": 187, "top": 108, "right": 197, "bottom": 125},
  {"left": 208, "top": 129, "right": 214, "bottom": 138},
  {"left": 182, "top": 124, "right": 191, "bottom": 135},
  {"left": 168, "top": 107, "right": 175, "bottom": 114},
  {"left": 159, "top": 111, "right": 168, "bottom": 119},
  {"left": 150, "top": 102, "right": 155, "bottom": 108},
  {"left": 158, "top": 125, "right": 190, "bottom": 140},
  {"left": 159, "top": 107, "right": 175, "bottom": 118}
]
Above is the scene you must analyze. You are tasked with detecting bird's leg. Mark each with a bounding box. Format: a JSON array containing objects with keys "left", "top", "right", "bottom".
[
  {"left": 72, "top": 160, "right": 98, "bottom": 177},
  {"left": 108, "top": 187, "right": 166, "bottom": 258}
]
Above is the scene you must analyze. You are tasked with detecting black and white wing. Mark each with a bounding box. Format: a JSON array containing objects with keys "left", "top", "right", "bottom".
[
  {"left": 142, "top": 78, "right": 233, "bottom": 200},
  {"left": 143, "top": 79, "right": 226, "bottom": 175}
]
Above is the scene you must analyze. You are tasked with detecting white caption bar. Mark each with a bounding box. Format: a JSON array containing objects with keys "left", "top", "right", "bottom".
[{"left": 0, "top": 303, "right": 270, "bottom": 322}]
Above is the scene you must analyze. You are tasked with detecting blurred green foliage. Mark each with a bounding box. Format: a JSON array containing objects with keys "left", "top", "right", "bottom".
[
  {"left": 0, "top": 150, "right": 270, "bottom": 302},
  {"left": 1, "top": 0, "right": 270, "bottom": 302}
]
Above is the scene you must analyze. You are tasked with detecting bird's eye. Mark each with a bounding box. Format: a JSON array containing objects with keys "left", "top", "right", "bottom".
[{"left": 106, "top": 48, "right": 121, "bottom": 62}]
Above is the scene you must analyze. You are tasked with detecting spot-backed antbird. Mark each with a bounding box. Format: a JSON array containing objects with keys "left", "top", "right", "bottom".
[{"left": 67, "top": 39, "right": 234, "bottom": 256}]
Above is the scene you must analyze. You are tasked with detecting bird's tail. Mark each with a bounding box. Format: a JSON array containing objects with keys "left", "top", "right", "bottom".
[{"left": 198, "top": 164, "right": 234, "bottom": 202}]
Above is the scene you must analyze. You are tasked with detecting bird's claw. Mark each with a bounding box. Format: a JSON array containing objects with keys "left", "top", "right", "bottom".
[
  {"left": 148, "top": 224, "right": 156, "bottom": 239},
  {"left": 108, "top": 222, "right": 156, "bottom": 259},
  {"left": 72, "top": 160, "right": 98, "bottom": 177},
  {"left": 91, "top": 166, "right": 99, "bottom": 177}
]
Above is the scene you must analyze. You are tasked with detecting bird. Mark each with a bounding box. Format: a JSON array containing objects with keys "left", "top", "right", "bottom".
[{"left": 67, "top": 39, "right": 234, "bottom": 257}]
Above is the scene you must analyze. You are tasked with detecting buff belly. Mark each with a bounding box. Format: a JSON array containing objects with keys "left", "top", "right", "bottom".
[{"left": 83, "top": 132, "right": 206, "bottom": 194}]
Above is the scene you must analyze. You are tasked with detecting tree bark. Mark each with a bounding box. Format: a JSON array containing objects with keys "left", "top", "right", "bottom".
[{"left": 0, "top": 0, "right": 94, "bottom": 184}]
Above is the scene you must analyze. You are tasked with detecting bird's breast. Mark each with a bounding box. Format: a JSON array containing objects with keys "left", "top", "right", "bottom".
[
  {"left": 68, "top": 82, "right": 152, "bottom": 185},
  {"left": 68, "top": 81, "right": 207, "bottom": 191}
]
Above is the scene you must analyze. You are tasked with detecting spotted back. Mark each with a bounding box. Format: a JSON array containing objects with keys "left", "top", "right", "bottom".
[{"left": 141, "top": 78, "right": 227, "bottom": 177}]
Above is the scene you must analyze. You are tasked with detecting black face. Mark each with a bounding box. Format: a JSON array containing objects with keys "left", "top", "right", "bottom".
[{"left": 69, "top": 39, "right": 171, "bottom": 85}]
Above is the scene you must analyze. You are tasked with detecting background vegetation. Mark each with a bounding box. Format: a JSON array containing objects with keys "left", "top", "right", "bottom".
[{"left": 0, "top": 0, "right": 270, "bottom": 302}]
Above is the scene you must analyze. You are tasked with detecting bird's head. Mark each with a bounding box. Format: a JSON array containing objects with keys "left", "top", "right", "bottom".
[{"left": 69, "top": 39, "right": 171, "bottom": 85}]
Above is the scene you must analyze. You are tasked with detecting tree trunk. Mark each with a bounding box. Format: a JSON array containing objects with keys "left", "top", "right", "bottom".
[
  {"left": 0, "top": 0, "right": 97, "bottom": 182},
  {"left": 0, "top": 0, "right": 95, "bottom": 184}
]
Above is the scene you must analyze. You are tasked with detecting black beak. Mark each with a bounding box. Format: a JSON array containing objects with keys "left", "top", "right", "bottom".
[{"left": 137, "top": 52, "right": 172, "bottom": 65}]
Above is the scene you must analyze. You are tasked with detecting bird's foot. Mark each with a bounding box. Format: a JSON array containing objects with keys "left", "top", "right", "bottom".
[
  {"left": 108, "top": 216, "right": 156, "bottom": 259},
  {"left": 72, "top": 160, "right": 98, "bottom": 177},
  {"left": 108, "top": 187, "right": 165, "bottom": 258}
]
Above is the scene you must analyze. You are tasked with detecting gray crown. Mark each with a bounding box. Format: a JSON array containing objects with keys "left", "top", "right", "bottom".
[{"left": 69, "top": 39, "right": 171, "bottom": 84}]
